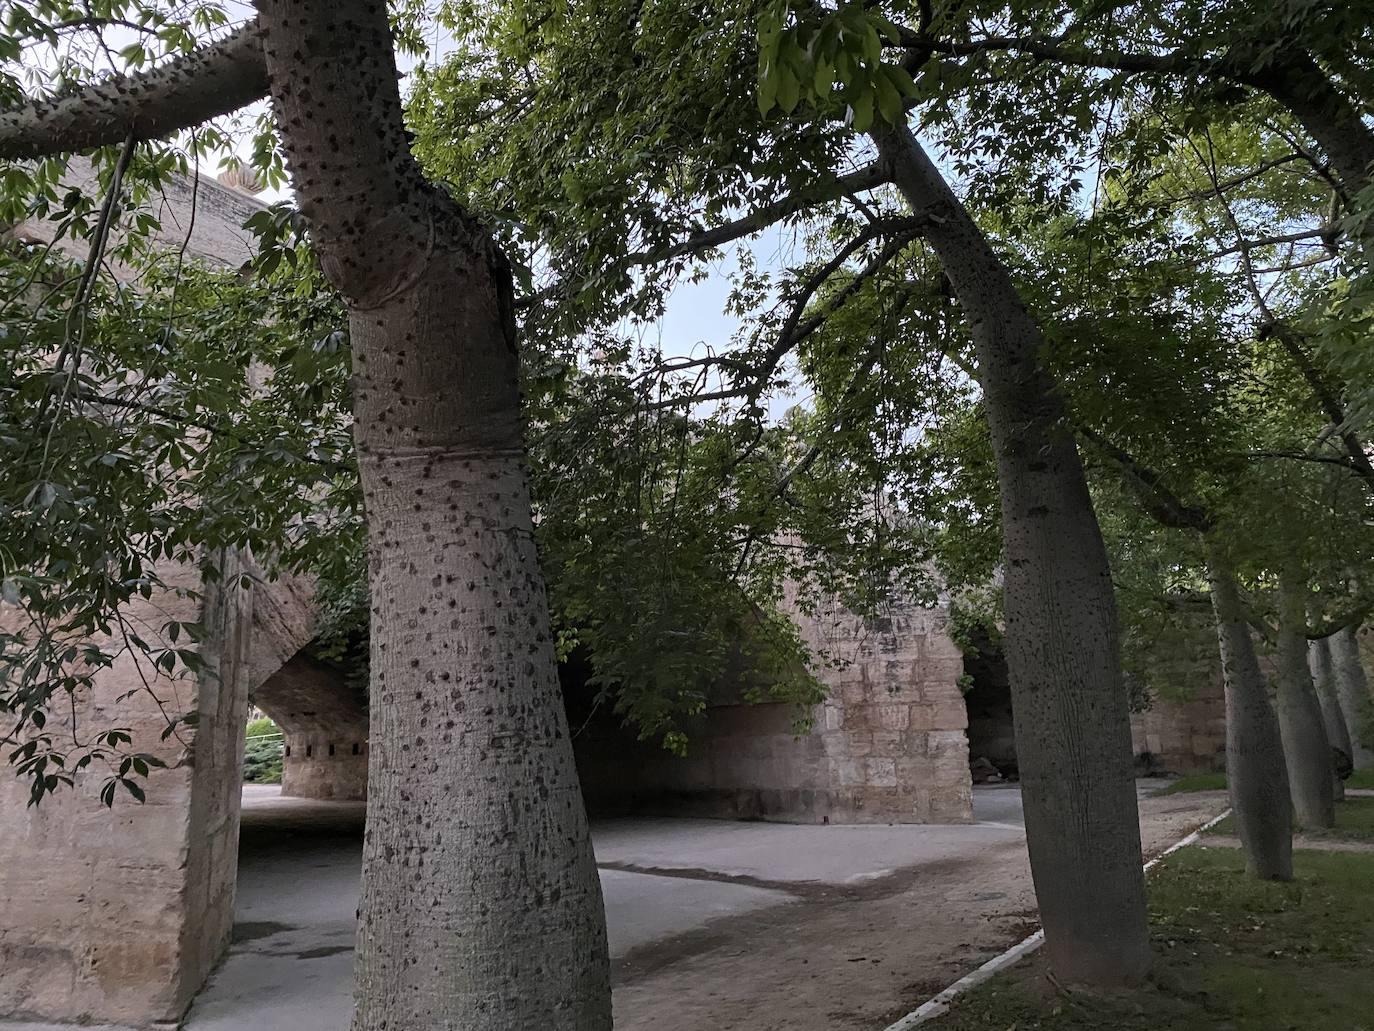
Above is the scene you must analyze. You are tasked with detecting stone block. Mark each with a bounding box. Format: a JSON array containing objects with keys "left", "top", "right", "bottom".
[
  {"left": 865, "top": 757, "right": 898, "bottom": 788},
  {"left": 918, "top": 655, "right": 967, "bottom": 687},
  {"left": 874, "top": 703, "right": 910, "bottom": 731}
]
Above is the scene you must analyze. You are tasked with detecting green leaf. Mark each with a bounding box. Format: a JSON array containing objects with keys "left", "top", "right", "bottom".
[
  {"left": 848, "top": 89, "right": 874, "bottom": 133},
  {"left": 758, "top": 60, "right": 780, "bottom": 115},
  {"left": 884, "top": 63, "right": 919, "bottom": 99},
  {"left": 777, "top": 66, "right": 801, "bottom": 114},
  {"left": 814, "top": 57, "right": 834, "bottom": 97},
  {"left": 875, "top": 72, "right": 904, "bottom": 125}
]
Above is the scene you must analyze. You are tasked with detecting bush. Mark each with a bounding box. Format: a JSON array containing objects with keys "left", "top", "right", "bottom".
[{"left": 243, "top": 717, "right": 283, "bottom": 784}]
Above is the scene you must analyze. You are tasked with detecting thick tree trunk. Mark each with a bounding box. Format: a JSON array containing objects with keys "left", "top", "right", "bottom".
[
  {"left": 1274, "top": 564, "right": 1335, "bottom": 829},
  {"left": 873, "top": 124, "right": 1150, "bottom": 987},
  {"left": 253, "top": 2, "right": 611, "bottom": 1028},
  {"left": 1330, "top": 627, "right": 1374, "bottom": 769},
  {"left": 1308, "top": 636, "right": 1350, "bottom": 799},
  {"left": 1204, "top": 546, "right": 1292, "bottom": 879},
  {"left": 1245, "top": 48, "right": 1374, "bottom": 201}
]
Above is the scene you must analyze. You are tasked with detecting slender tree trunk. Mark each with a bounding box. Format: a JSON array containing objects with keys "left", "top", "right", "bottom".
[
  {"left": 873, "top": 124, "right": 1150, "bottom": 988},
  {"left": 1245, "top": 47, "right": 1374, "bottom": 202},
  {"left": 1204, "top": 546, "right": 1292, "bottom": 879},
  {"left": 1309, "top": 636, "right": 1350, "bottom": 799},
  {"left": 253, "top": 2, "right": 611, "bottom": 1028},
  {"left": 1331, "top": 626, "right": 1374, "bottom": 769},
  {"left": 1274, "top": 563, "right": 1335, "bottom": 829}
]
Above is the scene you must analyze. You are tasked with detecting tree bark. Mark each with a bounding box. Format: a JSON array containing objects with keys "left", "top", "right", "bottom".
[
  {"left": 1205, "top": 545, "right": 1292, "bottom": 880},
  {"left": 1330, "top": 626, "right": 1374, "bottom": 769},
  {"left": 1308, "top": 635, "right": 1351, "bottom": 798},
  {"left": 1242, "top": 47, "right": 1374, "bottom": 201},
  {"left": 1274, "top": 563, "right": 1336, "bottom": 829},
  {"left": 872, "top": 123, "right": 1150, "bottom": 988},
  {"left": 0, "top": 23, "right": 266, "bottom": 159},
  {"left": 252, "top": 2, "right": 611, "bottom": 1028}
]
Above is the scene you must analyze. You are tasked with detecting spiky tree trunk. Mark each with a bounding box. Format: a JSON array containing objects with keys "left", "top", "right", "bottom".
[
  {"left": 1331, "top": 627, "right": 1374, "bottom": 769},
  {"left": 1274, "top": 563, "right": 1335, "bottom": 829},
  {"left": 1309, "top": 636, "right": 1350, "bottom": 799},
  {"left": 1205, "top": 546, "right": 1292, "bottom": 879},
  {"left": 872, "top": 124, "right": 1150, "bottom": 988},
  {"left": 251, "top": 3, "right": 611, "bottom": 1028}
]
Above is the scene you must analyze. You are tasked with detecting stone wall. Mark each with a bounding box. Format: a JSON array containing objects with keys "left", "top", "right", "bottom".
[
  {"left": 1129, "top": 687, "right": 1227, "bottom": 775},
  {"left": 0, "top": 167, "right": 304, "bottom": 1027},
  {"left": 9, "top": 157, "right": 264, "bottom": 270},
  {"left": 1128, "top": 635, "right": 1228, "bottom": 776},
  {"left": 576, "top": 591, "right": 974, "bottom": 824},
  {"left": 0, "top": 561, "right": 252, "bottom": 1026},
  {"left": 254, "top": 653, "right": 368, "bottom": 801}
]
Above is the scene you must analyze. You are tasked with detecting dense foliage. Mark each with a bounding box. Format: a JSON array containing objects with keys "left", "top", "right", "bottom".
[{"left": 1, "top": 0, "right": 1371, "bottom": 801}]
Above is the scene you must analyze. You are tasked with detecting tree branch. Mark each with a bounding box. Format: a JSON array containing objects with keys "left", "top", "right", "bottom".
[
  {"left": 0, "top": 23, "right": 268, "bottom": 160},
  {"left": 1079, "top": 426, "right": 1211, "bottom": 532},
  {"left": 520, "top": 161, "right": 892, "bottom": 311},
  {"left": 652, "top": 162, "right": 892, "bottom": 264},
  {"left": 639, "top": 222, "right": 921, "bottom": 413},
  {"left": 1198, "top": 224, "right": 1341, "bottom": 261},
  {"left": 1259, "top": 319, "right": 1374, "bottom": 487}
]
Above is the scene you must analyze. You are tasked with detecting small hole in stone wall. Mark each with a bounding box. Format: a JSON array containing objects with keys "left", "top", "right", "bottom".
[
  {"left": 306, "top": 745, "right": 313, "bottom": 758},
  {"left": 285, "top": 745, "right": 291, "bottom": 757},
  {"left": 329, "top": 743, "right": 336, "bottom": 756},
  {"left": 352, "top": 742, "right": 360, "bottom": 755}
]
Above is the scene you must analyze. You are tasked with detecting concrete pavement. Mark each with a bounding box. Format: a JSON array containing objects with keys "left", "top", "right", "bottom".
[{"left": 180, "top": 780, "right": 1197, "bottom": 1031}]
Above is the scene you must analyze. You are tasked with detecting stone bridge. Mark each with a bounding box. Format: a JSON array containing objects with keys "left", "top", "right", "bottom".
[
  {"left": 0, "top": 160, "right": 986, "bottom": 1029},
  {"left": 0, "top": 558, "right": 979, "bottom": 1027},
  {"left": 0, "top": 156, "right": 1220, "bottom": 1031}
]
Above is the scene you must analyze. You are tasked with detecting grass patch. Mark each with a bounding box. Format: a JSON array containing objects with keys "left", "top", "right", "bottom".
[
  {"left": 1204, "top": 797, "right": 1374, "bottom": 841},
  {"left": 1306, "top": 797, "right": 1374, "bottom": 842},
  {"left": 1157, "top": 770, "right": 1374, "bottom": 795},
  {"left": 1159, "top": 772, "right": 1228, "bottom": 794},
  {"left": 929, "top": 847, "right": 1374, "bottom": 1030}
]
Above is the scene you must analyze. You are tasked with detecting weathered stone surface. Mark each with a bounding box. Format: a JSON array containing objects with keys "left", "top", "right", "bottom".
[
  {"left": 253, "top": 654, "right": 367, "bottom": 802},
  {"left": 1129, "top": 671, "right": 1227, "bottom": 775},
  {"left": 1, "top": 561, "right": 245, "bottom": 1025},
  {"left": 7, "top": 158, "right": 263, "bottom": 272},
  {"left": 576, "top": 590, "right": 974, "bottom": 824},
  {"left": 0, "top": 166, "right": 314, "bottom": 1028}
]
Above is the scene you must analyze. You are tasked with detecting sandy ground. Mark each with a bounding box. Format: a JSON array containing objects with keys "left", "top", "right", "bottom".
[
  {"left": 610, "top": 787, "right": 1229, "bottom": 1031},
  {"left": 179, "top": 783, "right": 1228, "bottom": 1031}
]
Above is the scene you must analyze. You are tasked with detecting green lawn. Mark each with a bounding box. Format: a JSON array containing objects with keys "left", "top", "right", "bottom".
[
  {"left": 1159, "top": 772, "right": 1228, "bottom": 794},
  {"left": 928, "top": 847, "right": 1374, "bottom": 1031},
  {"left": 1162, "top": 769, "right": 1374, "bottom": 794},
  {"left": 1204, "top": 797, "right": 1374, "bottom": 841}
]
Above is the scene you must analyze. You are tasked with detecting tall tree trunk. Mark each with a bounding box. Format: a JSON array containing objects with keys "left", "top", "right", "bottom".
[
  {"left": 1245, "top": 47, "right": 1374, "bottom": 202},
  {"left": 253, "top": 3, "right": 611, "bottom": 1028},
  {"left": 1205, "top": 546, "right": 1292, "bottom": 880},
  {"left": 1309, "top": 636, "right": 1350, "bottom": 799},
  {"left": 1274, "top": 563, "right": 1335, "bottom": 829},
  {"left": 1331, "top": 627, "right": 1374, "bottom": 769},
  {"left": 872, "top": 124, "right": 1150, "bottom": 988}
]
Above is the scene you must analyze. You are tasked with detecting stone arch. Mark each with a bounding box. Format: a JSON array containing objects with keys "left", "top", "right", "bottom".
[
  {"left": 252, "top": 651, "right": 368, "bottom": 801},
  {"left": 0, "top": 561, "right": 323, "bottom": 1027},
  {"left": 961, "top": 628, "right": 1018, "bottom": 782}
]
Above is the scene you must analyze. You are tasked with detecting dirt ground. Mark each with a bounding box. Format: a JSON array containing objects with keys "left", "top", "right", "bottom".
[{"left": 611, "top": 789, "right": 1231, "bottom": 1031}]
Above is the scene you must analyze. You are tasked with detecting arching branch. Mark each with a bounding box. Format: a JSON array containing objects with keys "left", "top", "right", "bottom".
[
  {"left": 520, "top": 161, "right": 892, "bottom": 311},
  {"left": 1079, "top": 426, "right": 1212, "bottom": 532},
  {"left": 0, "top": 22, "right": 267, "bottom": 160}
]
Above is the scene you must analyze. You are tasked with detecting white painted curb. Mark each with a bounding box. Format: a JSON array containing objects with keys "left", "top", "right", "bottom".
[{"left": 881, "top": 807, "right": 1234, "bottom": 1030}]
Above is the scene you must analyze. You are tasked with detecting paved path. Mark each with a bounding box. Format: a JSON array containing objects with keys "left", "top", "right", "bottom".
[{"left": 182, "top": 781, "right": 1219, "bottom": 1031}]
